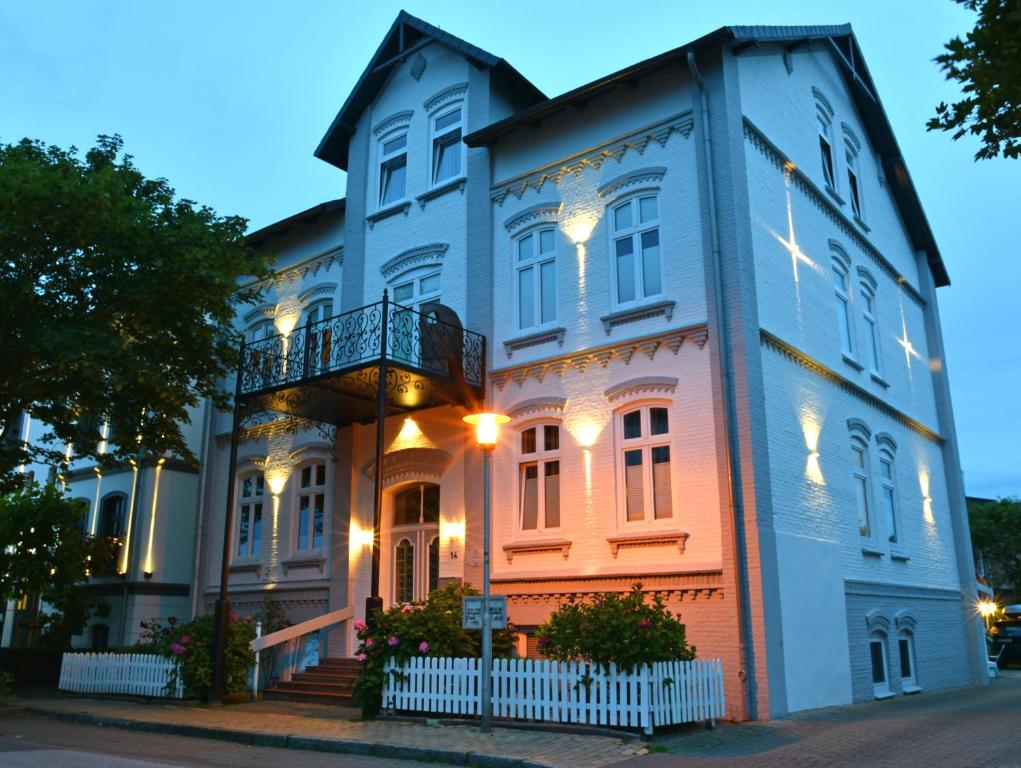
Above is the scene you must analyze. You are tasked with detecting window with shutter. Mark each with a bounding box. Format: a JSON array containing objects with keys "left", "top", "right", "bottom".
[
  {"left": 517, "top": 424, "right": 561, "bottom": 532},
  {"left": 617, "top": 406, "right": 675, "bottom": 527}
]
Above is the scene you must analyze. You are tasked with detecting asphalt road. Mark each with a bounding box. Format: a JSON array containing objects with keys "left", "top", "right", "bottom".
[{"left": 0, "top": 712, "right": 429, "bottom": 768}]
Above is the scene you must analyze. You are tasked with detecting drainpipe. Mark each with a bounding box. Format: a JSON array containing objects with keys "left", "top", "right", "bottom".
[{"left": 687, "top": 50, "right": 757, "bottom": 721}]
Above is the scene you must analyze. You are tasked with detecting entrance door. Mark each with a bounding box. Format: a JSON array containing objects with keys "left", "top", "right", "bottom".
[{"left": 391, "top": 482, "right": 441, "bottom": 604}]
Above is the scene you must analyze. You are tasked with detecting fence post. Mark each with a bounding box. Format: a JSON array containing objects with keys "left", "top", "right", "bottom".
[
  {"left": 252, "top": 621, "right": 262, "bottom": 701},
  {"left": 641, "top": 664, "right": 652, "bottom": 736}
]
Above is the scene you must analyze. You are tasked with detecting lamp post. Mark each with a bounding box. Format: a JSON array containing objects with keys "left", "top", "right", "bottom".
[{"left": 462, "top": 411, "right": 509, "bottom": 734}]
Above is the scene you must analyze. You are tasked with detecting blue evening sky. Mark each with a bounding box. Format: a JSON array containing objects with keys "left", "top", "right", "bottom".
[{"left": 2, "top": 1, "right": 1017, "bottom": 498}]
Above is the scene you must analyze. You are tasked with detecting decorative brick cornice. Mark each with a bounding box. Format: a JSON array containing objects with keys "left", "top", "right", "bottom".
[
  {"left": 503, "top": 203, "right": 563, "bottom": 234},
  {"left": 743, "top": 117, "right": 926, "bottom": 308},
  {"left": 491, "top": 112, "right": 694, "bottom": 205},
  {"left": 361, "top": 447, "right": 452, "bottom": 487},
  {"left": 597, "top": 166, "right": 667, "bottom": 200},
  {"left": 604, "top": 376, "right": 678, "bottom": 403},
  {"left": 235, "top": 456, "right": 266, "bottom": 475},
  {"left": 373, "top": 110, "right": 413, "bottom": 137},
  {"left": 506, "top": 396, "right": 567, "bottom": 420},
  {"left": 250, "top": 248, "right": 343, "bottom": 291},
  {"left": 380, "top": 243, "right": 448, "bottom": 279},
  {"left": 489, "top": 324, "right": 709, "bottom": 390},
  {"left": 491, "top": 569, "right": 724, "bottom": 601},
  {"left": 216, "top": 414, "right": 337, "bottom": 448},
  {"left": 288, "top": 445, "right": 333, "bottom": 463},
  {"left": 424, "top": 82, "right": 467, "bottom": 114},
  {"left": 761, "top": 329, "right": 942, "bottom": 444}
]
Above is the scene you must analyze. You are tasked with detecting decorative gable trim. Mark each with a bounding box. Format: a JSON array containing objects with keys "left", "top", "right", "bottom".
[
  {"left": 424, "top": 82, "right": 468, "bottom": 114},
  {"left": 490, "top": 324, "right": 708, "bottom": 390},
  {"left": 361, "top": 447, "right": 452, "bottom": 487},
  {"left": 298, "top": 283, "right": 338, "bottom": 304},
  {"left": 604, "top": 376, "right": 678, "bottom": 403},
  {"left": 503, "top": 203, "right": 562, "bottom": 234},
  {"left": 380, "top": 243, "right": 449, "bottom": 279},
  {"left": 491, "top": 112, "right": 694, "bottom": 205},
  {"left": 506, "top": 397, "right": 566, "bottom": 421},
  {"left": 373, "top": 110, "right": 414, "bottom": 137},
  {"left": 597, "top": 166, "right": 667, "bottom": 200}
]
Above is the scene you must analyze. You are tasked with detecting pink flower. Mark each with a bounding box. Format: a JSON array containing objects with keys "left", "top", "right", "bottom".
[
  {"left": 357, "top": 653, "right": 367, "bottom": 662},
  {"left": 170, "top": 643, "right": 185, "bottom": 655},
  {"left": 354, "top": 619, "right": 367, "bottom": 632},
  {"left": 229, "top": 611, "right": 238, "bottom": 622},
  {"left": 637, "top": 619, "right": 651, "bottom": 629},
  {"left": 179, "top": 635, "right": 191, "bottom": 644},
  {"left": 387, "top": 635, "right": 399, "bottom": 647},
  {"left": 401, "top": 604, "right": 413, "bottom": 613},
  {"left": 365, "top": 638, "right": 374, "bottom": 649},
  {"left": 418, "top": 641, "right": 429, "bottom": 654},
  {"left": 538, "top": 636, "right": 552, "bottom": 647}
]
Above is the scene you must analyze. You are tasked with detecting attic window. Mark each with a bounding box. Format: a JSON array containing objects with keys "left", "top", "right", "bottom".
[
  {"left": 379, "top": 132, "right": 408, "bottom": 208},
  {"left": 431, "top": 106, "right": 463, "bottom": 185}
]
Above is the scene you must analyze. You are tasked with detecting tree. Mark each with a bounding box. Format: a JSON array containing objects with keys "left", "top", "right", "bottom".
[
  {"left": 969, "top": 497, "right": 1021, "bottom": 595},
  {"left": 0, "top": 135, "right": 270, "bottom": 491},
  {"left": 928, "top": 0, "right": 1021, "bottom": 160},
  {"left": 0, "top": 484, "right": 118, "bottom": 646}
]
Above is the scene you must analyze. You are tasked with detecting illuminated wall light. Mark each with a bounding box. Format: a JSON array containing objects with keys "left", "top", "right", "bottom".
[
  {"left": 350, "top": 522, "right": 374, "bottom": 557},
  {"left": 800, "top": 411, "right": 825, "bottom": 485},
  {"left": 918, "top": 469, "right": 935, "bottom": 524},
  {"left": 388, "top": 417, "right": 432, "bottom": 452},
  {"left": 142, "top": 459, "right": 165, "bottom": 577},
  {"left": 441, "top": 517, "right": 465, "bottom": 544},
  {"left": 572, "top": 422, "right": 602, "bottom": 448},
  {"left": 265, "top": 470, "right": 288, "bottom": 497},
  {"left": 977, "top": 599, "right": 998, "bottom": 618},
  {"left": 118, "top": 463, "right": 140, "bottom": 575},
  {"left": 89, "top": 468, "right": 103, "bottom": 536}
]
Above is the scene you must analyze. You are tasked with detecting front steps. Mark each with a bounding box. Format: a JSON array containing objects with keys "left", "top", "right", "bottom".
[{"left": 263, "top": 657, "right": 359, "bottom": 705}]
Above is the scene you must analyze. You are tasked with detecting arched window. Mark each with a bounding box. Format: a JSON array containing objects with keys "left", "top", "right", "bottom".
[
  {"left": 814, "top": 88, "right": 837, "bottom": 191},
  {"left": 378, "top": 129, "right": 408, "bottom": 208},
  {"left": 237, "top": 473, "right": 264, "bottom": 558},
  {"left": 515, "top": 228, "right": 557, "bottom": 330},
  {"left": 73, "top": 497, "right": 91, "bottom": 533},
  {"left": 851, "top": 437, "right": 872, "bottom": 538},
  {"left": 395, "top": 538, "right": 414, "bottom": 604},
  {"left": 860, "top": 281, "right": 882, "bottom": 375},
  {"left": 391, "top": 482, "right": 440, "bottom": 603},
  {"left": 898, "top": 630, "right": 917, "bottom": 690},
  {"left": 832, "top": 257, "right": 855, "bottom": 357},
  {"left": 98, "top": 493, "right": 126, "bottom": 539},
  {"left": 611, "top": 194, "right": 661, "bottom": 307},
  {"left": 519, "top": 424, "right": 560, "bottom": 532},
  {"left": 247, "top": 319, "right": 275, "bottom": 344},
  {"left": 428, "top": 536, "right": 440, "bottom": 594},
  {"left": 878, "top": 448, "right": 899, "bottom": 544},
  {"left": 430, "top": 103, "right": 463, "bottom": 185},
  {"left": 303, "top": 300, "right": 333, "bottom": 326},
  {"left": 618, "top": 405, "right": 673, "bottom": 524},
  {"left": 869, "top": 631, "right": 891, "bottom": 697},
  {"left": 845, "top": 141, "right": 862, "bottom": 218},
  {"left": 295, "top": 462, "right": 327, "bottom": 551}
]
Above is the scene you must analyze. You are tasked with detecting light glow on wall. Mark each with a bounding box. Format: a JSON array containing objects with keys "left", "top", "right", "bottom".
[
  {"left": 441, "top": 517, "right": 465, "bottom": 552},
  {"left": 389, "top": 417, "right": 433, "bottom": 451},
  {"left": 571, "top": 420, "right": 603, "bottom": 448},
  {"left": 118, "top": 463, "right": 140, "bottom": 575},
  {"left": 89, "top": 468, "right": 103, "bottom": 536},
  {"left": 563, "top": 213, "right": 597, "bottom": 246},
  {"left": 769, "top": 171, "right": 816, "bottom": 285},
  {"left": 142, "top": 459, "right": 165, "bottom": 576},
  {"left": 800, "top": 411, "right": 825, "bottom": 485},
  {"left": 265, "top": 469, "right": 288, "bottom": 497},
  {"left": 918, "top": 469, "right": 935, "bottom": 525},
  {"left": 350, "top": 522, "right": 374, "bottom": 557}
]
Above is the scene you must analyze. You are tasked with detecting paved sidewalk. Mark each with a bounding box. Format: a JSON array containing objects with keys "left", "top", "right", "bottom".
[{"left": 14, "top": 696, "right": 646, "bottom": 768}]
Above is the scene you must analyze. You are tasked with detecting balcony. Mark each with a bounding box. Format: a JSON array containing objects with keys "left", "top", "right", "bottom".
[{"left": 237, "top": 295, "right": 486, "bottom": 426}]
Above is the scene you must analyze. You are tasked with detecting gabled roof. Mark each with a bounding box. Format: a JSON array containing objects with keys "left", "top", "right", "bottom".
[
  {"left": 465, "top": 24, "right": 949, "bottom": 287},
  {"left": 246, "top": 199, "right": 346, "bottom": 247},
  {"left": 314, "top": 11, "right": 545, "bottom": 171}
]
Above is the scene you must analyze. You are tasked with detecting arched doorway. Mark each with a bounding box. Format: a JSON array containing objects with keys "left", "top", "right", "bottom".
[{"left": 390, "top": 482, "right": 440, "bottom": 604}]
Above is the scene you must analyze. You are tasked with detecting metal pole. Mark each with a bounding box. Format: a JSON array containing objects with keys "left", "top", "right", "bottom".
[
  {"left": 210, "top": 348, "right": 245, "bottom": 706},
  {"left": 367, "top": 290, "right": 389, "bottom": 625},
  {"left": 252, "top": 621, "right": 262, "bottom": 701},
  {"left": 481, "top": 446, "right": 492, "bottom": 733}
]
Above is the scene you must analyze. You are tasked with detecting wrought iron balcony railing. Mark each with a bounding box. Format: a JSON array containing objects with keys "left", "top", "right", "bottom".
[{"left": 238, "top": 295, "right": 485, "bottom": 397}]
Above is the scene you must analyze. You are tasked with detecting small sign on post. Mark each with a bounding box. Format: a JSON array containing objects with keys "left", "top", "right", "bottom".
[{"left": 462, "top": 595, "right": 508, "bottom": 630}]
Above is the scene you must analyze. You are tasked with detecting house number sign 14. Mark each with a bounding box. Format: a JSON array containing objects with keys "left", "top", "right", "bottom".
[{"left": 462, "top": 595, "right": 508, "bottom": 630}]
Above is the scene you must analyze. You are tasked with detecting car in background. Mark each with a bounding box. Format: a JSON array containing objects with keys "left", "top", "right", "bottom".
[{"left": 990, "top": 618, "right": 1021, "bottom": 668}]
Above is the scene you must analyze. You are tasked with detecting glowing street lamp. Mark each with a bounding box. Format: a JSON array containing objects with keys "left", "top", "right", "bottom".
[
  {"left": 978, "top": 599, "right": 998, "bottom": 630},
  {"left": 462, "top": 411, "right": 508, "bottom": 733}
]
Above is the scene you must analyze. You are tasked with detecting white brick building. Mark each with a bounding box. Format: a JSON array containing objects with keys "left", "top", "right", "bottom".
[{"left": 189, "top": 14, "right": 986, "bottom": 719}]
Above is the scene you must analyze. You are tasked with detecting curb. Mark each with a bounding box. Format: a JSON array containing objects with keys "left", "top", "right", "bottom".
[{"left": 18, "top": 705, "right": 554, "bottom": 768}]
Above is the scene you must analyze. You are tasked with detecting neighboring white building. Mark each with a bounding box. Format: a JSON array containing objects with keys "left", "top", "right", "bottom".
[{"left": 185, "top": 14, "right": 986, "bottom": 720}]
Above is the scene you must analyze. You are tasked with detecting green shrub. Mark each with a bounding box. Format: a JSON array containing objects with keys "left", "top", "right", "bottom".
[
  {"left": 353, "top": 583, "right": 515, "bottom": 710},
  {"left": 536, "top": 583, "right": 695, "bottom": 671},
  {"left": 139, "top": 612, "right": 255, "bottom": 699},
  {"left": 0, "top": 669, "right": 12, "bottom": 696}
]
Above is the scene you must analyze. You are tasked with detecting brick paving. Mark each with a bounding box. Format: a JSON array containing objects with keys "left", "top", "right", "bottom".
[
  {"left": 629, "top": 671, "right": 1021, "bottom": 768},
  {"left": 16, "top": 696, "right": 646, "bottom": 768}
]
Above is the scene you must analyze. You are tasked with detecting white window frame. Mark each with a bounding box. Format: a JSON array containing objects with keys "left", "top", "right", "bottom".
[
  {"left": 818, "top": 108, "right": 837, "bottom": 191},
  {"left": 610, "top": 193, "right": 662, "bottom": 308},
  {"left": 247, "top": 319, "right": 275, "bottom": 344},
  {"left": 293, "top": 461, "right": 328, "bottom": 554},
  {"left": 514, "top": 227, "right": 558, "bottom": 331},
  {"left": 869, "top": 631, "right": 892, "bottom": 698},
  {"left": 832, "top": 259, "right": 856, "bottom": 359},
  {"left": 878, "top": 449, "right": 899, "bottom": 544},
  {"left": 615, "top": 402, "right": 674, "bottom": 527},
  {"left": 846, "top": 143, "right": 863, "bottom": 219},
  {"left": 392, "top": 269, "right": 441, "bottom": 311},
  {"left": 859, "top": 282, "right": 883, "bottom": 376},
  {"left": 390, "top": 482, "right": 440, "bottom": 604},
  {"left": 236, "top": 472, "right": 265, "bottom": 560},
  {"left": 851, "top": 437, "right": 872, "bottom": 539},
  {"left": 517, "top": 422, "right": 561, "bottom": 534},
  {"left": 378, "top": 129, "right": 408, "bottom": 209},
  {"left": 303, "top": 299, "right": 333, "bottom": 327},
  {"left": 898, "top": 630, "right": 919, "bottom": 691},
  {"left": 429, "top": 102, "right": 465, "bottom": 187}
]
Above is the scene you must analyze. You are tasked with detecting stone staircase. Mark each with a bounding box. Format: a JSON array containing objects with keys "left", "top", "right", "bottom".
[{"left": 263, "top": 657, "right": 359, "bottom": 705}]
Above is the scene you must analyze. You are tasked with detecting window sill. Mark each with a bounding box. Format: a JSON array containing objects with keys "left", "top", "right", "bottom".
[
  {"left": 608, "top": 529, "right": 690, "bottom": 558},
  {"left": 842, "top": 353, "right": 864, "bottom": 371},
  {"left": 366, "top": 200, "right": 411, "bottom": 228},
  {"left": 873, "top": 689, "right": 896, "bottom": 701},
  {"left": 503, "top": 326, "right": 566, "bottom": 358},
  {"left": 282, "top": 554, "right": 326, "bottom": 574},
  {"left": 228, "top": 561, "right": 261, "bottom": 576},
  {"left": 861, "top": 545, "right": 885, "bottom": 558},
  {"left": 502, "top": 538, "right": 572, "bottom": 564},
  {"left": 825, "top": 184, "right": 845, "bottom": 206},
  {"left": 416, "top": 176, "right": 466, "bottom": 209},
  {"left": 853, "top": 214, "right": 871, "bottom": 233},
  {"left": 890, "top": 549, "right": 911, "bottom": 563},
  {"left": 600, "top": 299, "right": 676, "bottom": 335},
  {"left": 870, "top": 372, "right": 890, "bottom": 388},
  {"left": 902, "top": 684, "right": 923, "bottom": 695}
]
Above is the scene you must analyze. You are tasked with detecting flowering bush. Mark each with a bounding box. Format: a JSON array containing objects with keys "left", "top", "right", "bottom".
[
  {"left": 139, "top": 612, "right": 255, "bottom": 699},
  {"left": 536, "top": 584, "right": 695, "bottom": 671},
  {"left": 353, "top": 582, "right": 515, "bottom": 711}
]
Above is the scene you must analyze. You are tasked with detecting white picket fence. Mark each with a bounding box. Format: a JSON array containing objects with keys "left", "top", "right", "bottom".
[
  {"left": 381, "top": 656, "right": 725, "bottom": 734},
  {"left": 59, "top": 652, "right": 184, "bottom": 698}
]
